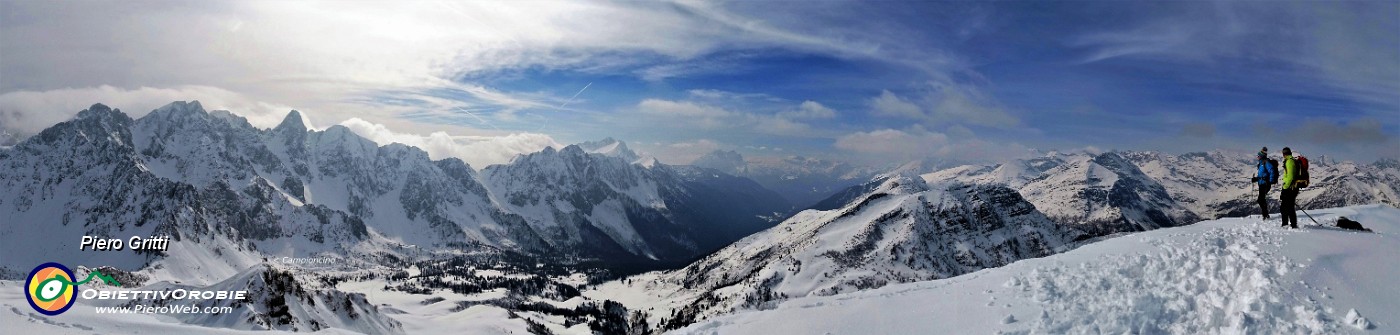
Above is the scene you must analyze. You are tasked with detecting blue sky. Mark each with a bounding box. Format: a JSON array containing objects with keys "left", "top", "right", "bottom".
[{"left": 1, "top": 0, "right": 1396, "bottom": 167}]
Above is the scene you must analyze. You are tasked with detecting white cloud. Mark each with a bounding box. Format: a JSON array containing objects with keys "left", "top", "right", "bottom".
[
  {"left": 634, "top": 98, "right": 823, "bottom": 136},
  {"left": 0, "top": 85, "right": 296, "bottom": 137},
  {"left": 685, "top": 89, "right": 779, "bottom": 102},
  {"left": 752, "top": 116, "right": 814, "bottom": 136},
  {"left": 834, "top": 126, "right": 1033, "bottom": 164},
  {"left": 338, "top": 118, "right": 559, "bottom": 168},
  {"left": 779, "top": 101, "right": 838, "bottom": 119},
  {"left": 631, "top": 139, "right": 723, "bottom": 165},
  {"left": 835, "top": 128, "right": 948, "bottom": 155},
  {"left": 636, "top": 99, "right": 733, "bottom": 128},
  {"left": 869, "top": 90, "right": 925, "bottom": 119},
  {"left": 867, "top": 84, "right": 1019, "bottom": 128},
  {"left": 926, "top": 81, "right": 1019, "bottom": 128}
]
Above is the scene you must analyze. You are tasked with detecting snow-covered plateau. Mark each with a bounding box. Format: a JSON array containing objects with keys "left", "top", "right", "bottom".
[{"left": 674, "top": 204, "right": 1400, "bottom": 334}]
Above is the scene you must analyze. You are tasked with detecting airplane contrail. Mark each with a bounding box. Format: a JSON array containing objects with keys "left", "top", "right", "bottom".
[
  {"left": 534, "top": 82, "right": 593, "bottom": 133},
  {"left": 453, "top": 106, "right": 500, "bottom": 130},
  {"left": 558, "top": 82, "right": 593, "bottom": 110}
]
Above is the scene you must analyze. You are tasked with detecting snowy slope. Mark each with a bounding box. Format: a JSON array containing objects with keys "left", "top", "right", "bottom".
[
  {"left": 676, "top": 204, "right": 1400, "bottom": 334},
  {"left": 587, "top": 176, "right": 1081, "bottom": 330}
]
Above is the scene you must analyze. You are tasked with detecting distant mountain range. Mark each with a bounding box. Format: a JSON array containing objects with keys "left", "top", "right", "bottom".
[
  {"left": 691, "top": 149, "right": 876, "bottom": 208},
  {"left": 0, "top": 102, "right": 790, "bottom": 280},
  {"left": 924, "top": 150, "right": 1400, "bottom": 234}
]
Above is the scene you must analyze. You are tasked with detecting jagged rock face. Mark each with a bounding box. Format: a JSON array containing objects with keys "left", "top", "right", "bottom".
[
  {"left": 483, "top": 145, "right": 687, "bottom": 261},
  {"left": 0, "top": 103, "right": 395, "bottom": 276},
  {"left": 132, "top": 101, "right": 532, "bottom": 250},
  {"left": 1, "top": 101, "right": 794, "bottom": 275},
  {"left": 480, "top": 145, "right": 791, "bottom": 264},
  {"left": 654, "top": 177, "right": 1079, "bottom": 327},
  {"left": 116, "top": 265, "right": 403, "bottom": 334}
]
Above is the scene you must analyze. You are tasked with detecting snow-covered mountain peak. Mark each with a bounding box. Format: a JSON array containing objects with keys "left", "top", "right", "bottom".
[
  {"left": 140, "top": 100, "right": 264, "bottom": 137},
  {"left": 149, "top": 100, "right": 207, "bottom": 118},
  {"left": 636, "top": 155, "right": 660, "bottom": 168},
  {"left": 315, "top": 124, "right": 378, "bottom": 151},
  {"left": 873, "top": 173, "right": 930, "bottom": 194},
  {"left": 274, "top": 110, "right": 308, "bottom": 133},
  {"left": 381, "top": 142, "right": 432, "bottom": 161},
  {"left": 26, "top": 103, "right": 136, "bottom": 151},
  {"left": 577, "top": 137, "right": 640, "bottom": 162},
  {"left": 559, "top": 143, "right": 587, "bottom": 156},
  {"left": 75, "top": 102, "right": 119, "bottom": 119}
]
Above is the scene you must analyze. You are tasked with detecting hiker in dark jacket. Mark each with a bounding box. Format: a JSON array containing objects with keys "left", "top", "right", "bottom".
[
  {"left": 1252, "top": 148, "right": 1275, "bottom": 219},
  {"left": 1280, "top": 147, "right": 1300, "bottom": 228}
]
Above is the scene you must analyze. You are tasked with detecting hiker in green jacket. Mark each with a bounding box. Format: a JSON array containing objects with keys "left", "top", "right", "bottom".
[{"left": 1279, "top": 147, "right": 1299, "bottom": 229}]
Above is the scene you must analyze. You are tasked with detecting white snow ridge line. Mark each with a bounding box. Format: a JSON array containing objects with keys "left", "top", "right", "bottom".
[{"left": 675, "top": 204, "right": 1400, "bottom": 335}]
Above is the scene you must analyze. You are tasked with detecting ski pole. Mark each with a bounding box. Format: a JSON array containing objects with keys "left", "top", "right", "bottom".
[
  {"left": 1299, "top": 206, "right": 1319, "bottom": 225},
  {"left": 1295, "top": 185, "right": 1321, "bottom": 225}
]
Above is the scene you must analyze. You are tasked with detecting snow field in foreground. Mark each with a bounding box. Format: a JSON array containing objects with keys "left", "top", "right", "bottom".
[{"left": 678, "top": 205, "right": 1399, "bottom": 335}]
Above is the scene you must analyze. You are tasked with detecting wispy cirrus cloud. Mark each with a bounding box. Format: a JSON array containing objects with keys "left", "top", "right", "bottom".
[{"left": 1067, "top": 1, "right": 1399, "bottom": 113}]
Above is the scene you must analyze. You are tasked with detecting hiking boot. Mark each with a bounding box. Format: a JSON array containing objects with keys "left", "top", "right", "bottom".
[{"left": 1290, "top": 224, "right": 1299, "bottom": 229}]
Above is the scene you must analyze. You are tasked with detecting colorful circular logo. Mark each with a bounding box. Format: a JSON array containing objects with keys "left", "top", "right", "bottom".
[{"left": 26, "top": 262, "right": 77, "bottom": 316}]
